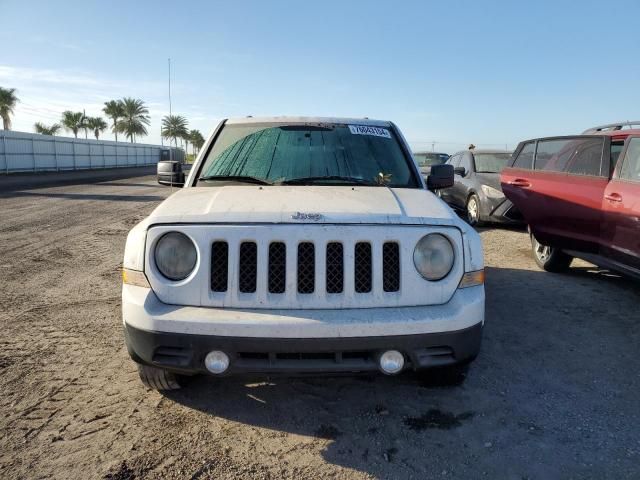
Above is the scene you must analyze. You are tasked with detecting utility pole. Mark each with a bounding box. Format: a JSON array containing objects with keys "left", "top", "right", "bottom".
[
  {"left": 83, "top": 108, "right": 87, "bottom": 139},
  {"left": 168, "top": 58, "right": 172, "bottom": 118},
  {"left": 168, "top": 58, "right": 173, "bottom": 161}
]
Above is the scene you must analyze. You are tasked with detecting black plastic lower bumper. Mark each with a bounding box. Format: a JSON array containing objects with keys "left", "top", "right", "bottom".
[
  {"left": 480, "top": 198, "right": 523, "bottom": 224},
  {"left": 484, "top": 198, "right": 524, "bottom": 224},
  {"left": 124, "top": 322, "right": 483, "bottom": 376}
]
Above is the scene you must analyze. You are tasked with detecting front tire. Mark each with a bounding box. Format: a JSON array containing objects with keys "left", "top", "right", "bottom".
[
  {"left": 137, "top": 364, "right": 182, "bottom": 390},
  {"left": 530, "top": 233, "right": 572, "bottom": 272},
  {"left": 466, "top": 194, "right": 483, "bottom": 227}
]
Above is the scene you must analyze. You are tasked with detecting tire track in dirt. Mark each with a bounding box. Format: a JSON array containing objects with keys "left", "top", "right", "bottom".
[
  {"left": 1, "top": 177, "right": 640, "bottom": 480},
  {"left": 0, "top": 176, "right": 171, "bottom": 479}
]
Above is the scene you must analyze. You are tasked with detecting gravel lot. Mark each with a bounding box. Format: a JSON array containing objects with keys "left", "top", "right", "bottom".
[{"left": 0, "top": 174, "right": 638, "bottom": 479}]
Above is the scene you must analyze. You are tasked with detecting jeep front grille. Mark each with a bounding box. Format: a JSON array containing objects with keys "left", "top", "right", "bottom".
[
  {"left": 148, "top": 225, "right": 465, "bottom": 309},
  {"left": 210, "top": 240, "right": 400, "bottom": 295}
]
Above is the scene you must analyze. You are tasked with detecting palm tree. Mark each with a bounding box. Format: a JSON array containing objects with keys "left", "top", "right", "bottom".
[
  {"left": 34, "top": 122, "right": 62, "bottom": 136},
  {"left": 189, "top": 129, "right": 205, "bottom": 154},
  {"left": 181, "top": 131, "right": 190, "bottom": 156},
  {"left": 0, "top": 87, "right": 18, "bottom": 130},
  {"left": 85, "top": 117, "right": 108, "bottom": 140},
  {"left": 103, "top": 100, "right": 125, "bottom": 142},
  {"left": 61, "top": 111, "right": 86, "bottom": 138},
  {"left": 116, "top": 98, "right": 150, "bottom": 143},
  {"left": 161, "top": 115, "right": 189, "bottom": 149}
]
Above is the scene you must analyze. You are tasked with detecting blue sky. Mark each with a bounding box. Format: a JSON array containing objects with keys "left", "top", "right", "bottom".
[{"left": 2, "top": 0, "right": 640, "bottom": 152}]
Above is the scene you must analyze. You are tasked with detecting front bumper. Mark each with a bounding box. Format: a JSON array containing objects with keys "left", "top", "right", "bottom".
[
  {"left": 125, "top": 322, "right": 482, "bottom": 375},
  {"left": 122, "top": 284, "right": 484, "bottom": 375},
  {"left": 481, "top": 197, "right": 524, "bottom": 224}
]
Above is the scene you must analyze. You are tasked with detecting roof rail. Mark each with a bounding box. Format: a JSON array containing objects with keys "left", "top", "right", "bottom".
[{"left": 582, "top": 121, "right": 640, "bottom": 134}]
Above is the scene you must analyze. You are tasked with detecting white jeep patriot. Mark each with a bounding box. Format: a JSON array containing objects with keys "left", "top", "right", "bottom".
[{"left": 122, "top": 117, "right": 485, "bottom": 390}]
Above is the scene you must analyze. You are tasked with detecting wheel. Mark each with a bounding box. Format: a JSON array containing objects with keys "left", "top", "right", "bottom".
[
  {"left": 137, "top": 364, "right": 182, "bottom": 390},
  {"left": 530, "top": 233, "right": 573, "bottom": 272},
  {"left": 466, "top": 194, "right": 483, "bottom": 227}
]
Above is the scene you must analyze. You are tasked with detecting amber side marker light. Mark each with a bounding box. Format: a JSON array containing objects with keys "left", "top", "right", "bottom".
[
  {"left": 122, "top": 268, "right": 151, "bottom": 288},
  {"left": 458, "top": 269, "right": 485, "bottom": 288}
]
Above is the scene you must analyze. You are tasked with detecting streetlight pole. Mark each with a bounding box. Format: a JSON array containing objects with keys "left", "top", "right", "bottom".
[
  {"left": 168, "top": 58, "right": 172, "bottom": 161},
  {"left": 168, "top": 58, "right": 172, "bottom": 118}
]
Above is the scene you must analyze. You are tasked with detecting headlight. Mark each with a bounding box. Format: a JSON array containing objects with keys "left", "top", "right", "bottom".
[
  {"left": 413, "top": 234, "right": 454, "bottom": 281},
  {"left": 154, "top": 231, "right": 197, "bottom": 281},
  {"left": 481, "top": 184, "right": 504, "bottom": 199}
]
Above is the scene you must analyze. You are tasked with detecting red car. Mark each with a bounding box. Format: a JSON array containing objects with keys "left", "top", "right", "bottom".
[{"left": 501, "top": 122, "right": 640, "bottom": 279}]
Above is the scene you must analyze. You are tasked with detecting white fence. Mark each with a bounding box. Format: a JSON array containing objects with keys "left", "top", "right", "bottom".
[{"left": 0, "top": 130, "right": 184, "bottom": 174}]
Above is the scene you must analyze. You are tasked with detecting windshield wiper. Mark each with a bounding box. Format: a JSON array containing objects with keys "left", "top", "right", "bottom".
[
  {"left": 198, "top": 175, "right": 273, "bottom": 185},
  {"left": 280, "top": 175, "right": 379, "bottom": 186}
]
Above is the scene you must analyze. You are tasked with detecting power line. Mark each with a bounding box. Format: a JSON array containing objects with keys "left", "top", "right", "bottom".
[
  {"left": 17, "top": 108, "right": 61, "bottom": 121},
  {"left": 20, "top": 102, "right": 67, "bottom": 114}
]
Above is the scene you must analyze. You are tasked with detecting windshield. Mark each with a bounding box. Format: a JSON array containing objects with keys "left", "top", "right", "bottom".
[
  {"left": 474, "top": 153, "right": 512, "bottom": 173},
  {"left": 414, "top": 153, "right": 449, "bottom": 167},
  {"left": 196, "top": 123, "right": 419, "bottom": 187}
]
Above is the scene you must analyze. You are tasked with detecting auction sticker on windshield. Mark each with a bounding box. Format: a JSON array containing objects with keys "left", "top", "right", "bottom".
[{"left": 348, "top": 125, "right": 391, "bottom": 138}]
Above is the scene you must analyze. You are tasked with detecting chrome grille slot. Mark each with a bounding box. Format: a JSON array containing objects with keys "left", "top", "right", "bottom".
[
  {"left": 268, "top": 242, "right": 286, "bottom": 293},
  {"left": 297, "top": 242, "right": 315, "bottom": 294},
  {"left": 210, "top": 241, "right": 229, "bottom": 292},
  {"left": 382, "top": 242, "right": 400, "bottom": 292},
  {"left": 354, "top": 242, "right": 372, "bottom": 293},
  {"left": 325, "top": 242, "right": 344, "bottom": 294},
  {"left": 238, "top": 242, "right": 257, "bottom": 293}
]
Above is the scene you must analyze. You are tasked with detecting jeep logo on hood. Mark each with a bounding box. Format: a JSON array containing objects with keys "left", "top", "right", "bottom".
[{"left": 291, "top": 212, "right": 323, "bottom": 221}]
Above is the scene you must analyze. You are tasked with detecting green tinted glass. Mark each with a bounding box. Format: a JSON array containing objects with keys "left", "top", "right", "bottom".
[{"left": 199, "top": 123, "right": 418, "bottom": 187}]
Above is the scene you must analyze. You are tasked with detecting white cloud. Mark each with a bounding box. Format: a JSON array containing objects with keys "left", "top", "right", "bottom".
[
  {"left": 25, "top": 34, "right": 87, "bottom": 53},
  {"left": 0, "top": 65, "right": 116, "bottom": 89},
  {"left": 0, "top": 64, "right": 219, "bottom": 144}
]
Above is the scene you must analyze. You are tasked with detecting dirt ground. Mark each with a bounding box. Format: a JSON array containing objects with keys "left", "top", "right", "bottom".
[{"left": 0, "top": 175, "right": 638, "bottom": 480}]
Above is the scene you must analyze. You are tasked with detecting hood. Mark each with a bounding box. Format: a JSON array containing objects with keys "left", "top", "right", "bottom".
[
  {"left": 148, "top": 186, "right": 458, "bottom": 226},
  {"left": 475, "top": 172, "right": 503, "bottom": 191}
]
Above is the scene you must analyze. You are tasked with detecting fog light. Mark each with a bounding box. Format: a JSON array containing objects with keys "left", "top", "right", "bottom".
[
  {"left": 204, "top": 350, "right": 229, "bottom": 374},
  {"left": 378, "top": 350, "right": 405, "bottom": 375}
]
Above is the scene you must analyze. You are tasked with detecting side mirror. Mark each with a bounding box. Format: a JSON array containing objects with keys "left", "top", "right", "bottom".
[
  {"left": 427, "top": 164, "right": 454, "bottom": 190},
  {"left": 454, "top": 166, "right": 466, "bottom": 176},
  {"left": 157, "top": 161, "right": 185, "bottom": 187}
]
